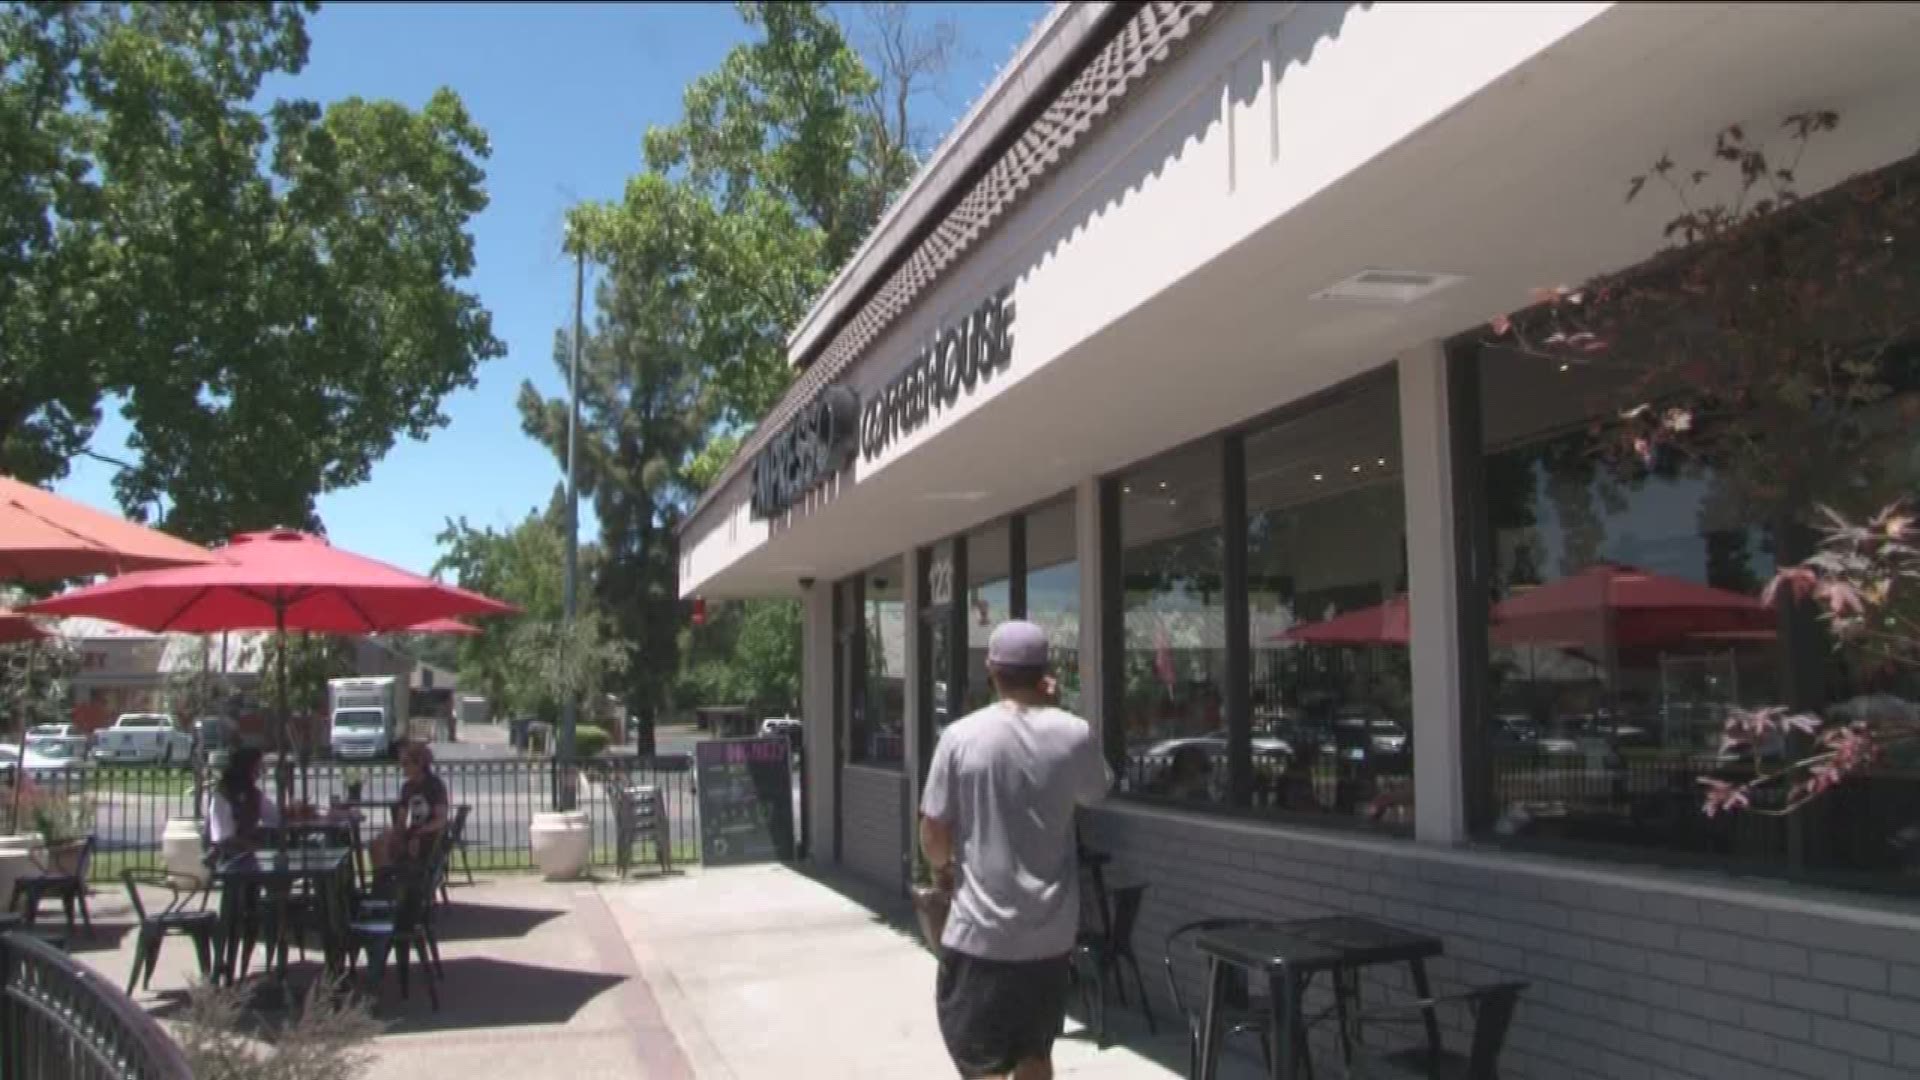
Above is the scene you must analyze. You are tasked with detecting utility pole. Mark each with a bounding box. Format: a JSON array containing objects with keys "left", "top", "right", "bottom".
[{"left": 557, "top": 246, "right": 584, "bottom": 811}]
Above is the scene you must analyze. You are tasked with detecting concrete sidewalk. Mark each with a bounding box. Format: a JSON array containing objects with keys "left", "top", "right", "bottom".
[
  {"left": 600, "top": 865, "right": 1257, "bottom": 1079},
  {"left": 81, "top": 863, "right": 1256, "bottom": 1078}
]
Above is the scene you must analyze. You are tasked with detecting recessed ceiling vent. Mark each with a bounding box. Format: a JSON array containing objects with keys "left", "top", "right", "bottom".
[{"left": 1312, "top": 269, "right": 1464, "bottom": 304}]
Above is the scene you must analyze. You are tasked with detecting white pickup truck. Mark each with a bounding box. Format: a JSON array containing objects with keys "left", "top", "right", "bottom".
[{"left": 91, "top": 713, "right": 194, "bottom": 765}]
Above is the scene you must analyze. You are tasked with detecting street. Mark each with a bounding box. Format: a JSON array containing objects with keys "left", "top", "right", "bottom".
[{"left": 74, "top": 721, "right": 807, "bottom": 863}]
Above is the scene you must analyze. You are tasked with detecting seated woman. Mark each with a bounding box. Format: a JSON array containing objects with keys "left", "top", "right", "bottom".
[
  {"left": 206, "top": 747, "right": 281, "bottom": 860},
  {"left": 371, "top": 742, "right": 450, "bottom": 869}
]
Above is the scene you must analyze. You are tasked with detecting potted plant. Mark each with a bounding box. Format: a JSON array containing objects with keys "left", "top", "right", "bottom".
[{"left": 25, "top": 785, "right": 94, "bottom": 875}]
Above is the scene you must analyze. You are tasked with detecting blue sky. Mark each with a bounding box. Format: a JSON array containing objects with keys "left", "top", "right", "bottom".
[{"left": 54, "top": 1, "right": 1047, "bottom": 574}]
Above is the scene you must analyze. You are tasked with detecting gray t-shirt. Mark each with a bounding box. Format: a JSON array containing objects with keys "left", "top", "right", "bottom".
[{"left": 920, "top": 701, "right": 1112, "bottom": 961}]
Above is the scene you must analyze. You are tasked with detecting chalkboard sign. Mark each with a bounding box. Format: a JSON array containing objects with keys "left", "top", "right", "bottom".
[{"left": 695, "top": 737, "right": 795, "bottom": 865}]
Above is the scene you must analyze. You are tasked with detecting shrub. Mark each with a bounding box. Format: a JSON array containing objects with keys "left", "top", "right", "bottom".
[
  {"left": 573, "top": 725, "right": 611, "bottom": 759},
  {"left": 175, "top": 979, "right": 382, "bottom": 1080}
]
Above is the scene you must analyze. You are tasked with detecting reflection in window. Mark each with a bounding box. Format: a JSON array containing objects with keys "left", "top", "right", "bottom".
[
  {"left": 1475, "top": 327, "right": 1920, "bottom": 889},
  {"left": 848, "top": 558, "right": 905, "bottom": 767},
  {"left": 1026, "top": 498, "right": 1081, "bottom": 712},
  {"left": 1248, "top": 377, "right": 1410, "bottom": 828},
  {"left": 1116, "top": 443, "right": 1228, "bottom": 807},
  {"left": 963, "top": 522, "right": 1012, "bottom": 715}
]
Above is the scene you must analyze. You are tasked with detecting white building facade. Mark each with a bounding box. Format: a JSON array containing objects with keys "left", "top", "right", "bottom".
[{"left": 678, "top": 4, "right": 1920, "bottom": 1076}]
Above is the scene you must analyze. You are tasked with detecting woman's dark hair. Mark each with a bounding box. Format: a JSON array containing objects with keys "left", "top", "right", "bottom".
[{"left": 219, "top": 747, "right": 265, "bottom": 804}]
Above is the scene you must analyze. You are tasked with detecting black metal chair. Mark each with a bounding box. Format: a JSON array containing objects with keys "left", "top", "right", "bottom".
[
  {"left": 447, "top": 804, "right": 475, "bottom": 889},
  {"left": 1347, "top": 982, "right": 1529, "bottom": 1080},
  {"left": 121, "top": 869, "right": 219, "bottom": 995},
  {"left": 10, "top": 835, "right": 96, "bottom": 941},
  {"left": 1072, "top": 883, "right": 1154, "bottom": 1047},
  {"left": 347, "top": 864, "right": 438, "bottom": 1010},
  {"left": 1164, "top": 917, "right": 1289, "bottom": 1078}
]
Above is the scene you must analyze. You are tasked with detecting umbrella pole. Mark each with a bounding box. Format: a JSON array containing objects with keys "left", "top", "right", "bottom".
[
  {"left": 11, "top": 641, "right": 35, "bottom": 833},
  {"left": 275, "top": 607, "right": 291, "bottom": 810}
]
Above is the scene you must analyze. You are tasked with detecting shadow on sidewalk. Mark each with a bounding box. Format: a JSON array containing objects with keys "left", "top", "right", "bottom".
[
  {"left": 787, "top": 861, "right": 921, "bottom": 940},
  {"left": 428, "top": 901, "right": 564, "bottom": 942},
  {"left": 366, "top": 957, "right": 624, "bottom": 1033}
]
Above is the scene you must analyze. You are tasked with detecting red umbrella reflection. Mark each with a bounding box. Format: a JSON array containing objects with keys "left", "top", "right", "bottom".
[
  {"left": 1275, "top": 595, "right": 1411, "bottom": 646},
  {"left": 1492, "top": 563, "right": 1774, "bottom": 650}
]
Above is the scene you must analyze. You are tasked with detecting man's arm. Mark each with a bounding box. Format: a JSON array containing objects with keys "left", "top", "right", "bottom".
[
  {"left": 919, "top": 814, "right": 954, "bottom": 878},
  {"left": 1076, "top": 726, "right": 1115, "bottom": 807}
]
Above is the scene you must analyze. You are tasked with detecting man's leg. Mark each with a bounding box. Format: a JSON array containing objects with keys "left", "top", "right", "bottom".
[{"left": 1010, "top": 1057, "right": 1053, "bottom": 1080}]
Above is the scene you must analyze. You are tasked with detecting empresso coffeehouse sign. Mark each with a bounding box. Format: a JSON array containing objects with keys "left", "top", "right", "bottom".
[
  {"left": 749, "top": 386, "right": 859, "bottom": 519},
  {"left": 861, "top": 286, "right": 1015, "bottom": 461},
  {"left": 747, "top": 286, "right": 1015, "bottom": 520}
]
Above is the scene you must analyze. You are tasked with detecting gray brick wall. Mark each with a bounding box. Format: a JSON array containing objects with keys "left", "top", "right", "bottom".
[
  {"left": 1081, "top": 802, "right": 1920, "bottom": 1080},
  {"left": 843, "top": 765, "right": 908, "bottom": 894}
]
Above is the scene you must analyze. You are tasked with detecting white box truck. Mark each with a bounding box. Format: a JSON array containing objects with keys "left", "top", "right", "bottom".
[{"left": 327, "top": 676, "right": 406, "bottom": 759}]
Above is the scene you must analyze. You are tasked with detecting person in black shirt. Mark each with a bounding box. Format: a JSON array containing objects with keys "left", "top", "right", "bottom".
[{"left": 371, "top": 741, "right": 449, "bottom": 867}]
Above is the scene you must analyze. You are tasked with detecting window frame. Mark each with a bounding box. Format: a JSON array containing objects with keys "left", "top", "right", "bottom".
[{"left": 1097, "top": 361, "right": 1411, "bottom": 832}]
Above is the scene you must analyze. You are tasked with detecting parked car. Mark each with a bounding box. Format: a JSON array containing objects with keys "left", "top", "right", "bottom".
[
  {"left": 761, "top": 716, "right": 803, "bottom": 751},
  {"left": 91, "top": 713, "right": 194, "bottom": 765},
  {"left": 22, "top": 734, "right": 87, "bottom": 774}
]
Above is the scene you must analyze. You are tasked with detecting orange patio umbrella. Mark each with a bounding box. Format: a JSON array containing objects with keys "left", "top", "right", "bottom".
[{"left": 0, "top": 474, "right": 215, "bottom": 580}]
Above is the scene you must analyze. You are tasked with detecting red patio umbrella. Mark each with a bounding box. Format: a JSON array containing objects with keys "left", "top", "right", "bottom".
[
  {"left": 0, "top": 607, "right": 46, "bottom": 645},
  {"left": 1491, "top": 563, "right": 1774, "bottom": 650},
  {"left": 403, "top": 617, "right": 482, "bottom": 636},
  {"left": 1276, "top": 595, "right": 1412, "bottom": 646},
  {"left": 26, "top": 529, "right": 515, "bottom": 799},
  {"left": 0, "top": 474, "right": 215, "bottom": 579}
]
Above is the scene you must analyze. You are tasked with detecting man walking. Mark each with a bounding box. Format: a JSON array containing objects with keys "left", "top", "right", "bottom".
[{"left": 920, "top": 620, "right": 1113, "bottom": 1080}]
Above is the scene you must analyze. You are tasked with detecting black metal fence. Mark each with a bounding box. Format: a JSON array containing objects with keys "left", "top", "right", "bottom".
[
  {"left": 4, "top": 755, "right": 707, "bottom": 883},
  {"left": 0, "top": 930, "right": 193, "bottom": 1078}
]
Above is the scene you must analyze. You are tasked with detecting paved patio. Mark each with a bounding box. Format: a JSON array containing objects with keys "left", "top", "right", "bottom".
[{"left": 65, "top": 865, "right": 1254, "bottom": 1078}]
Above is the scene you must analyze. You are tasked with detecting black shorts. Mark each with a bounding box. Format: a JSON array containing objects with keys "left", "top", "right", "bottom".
[{"left": 935, "top": 949, "right": 1072, "bottom": 1078}]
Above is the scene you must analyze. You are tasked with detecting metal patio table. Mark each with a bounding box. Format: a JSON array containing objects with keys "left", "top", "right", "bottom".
[
  {"left": 213, "top": 846, "right": 354, "bottom": 995},
  {"left": 1192, "top": 916, "right": 1444, "bottom": 1080}
]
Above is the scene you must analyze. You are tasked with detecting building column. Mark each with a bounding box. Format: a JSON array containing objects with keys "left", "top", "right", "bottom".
[
  {"left": 1398, "top": 341, "right": 1469, "bottom": 846},
  {"left": 801, "top": 583, "right": 835, "bottom": 866},
  {"left": 903, "top": 547, "right": 926, "bottom": 825},
  {"left": 1074, "top": 477, "right": 1106, "bottom": 752}
]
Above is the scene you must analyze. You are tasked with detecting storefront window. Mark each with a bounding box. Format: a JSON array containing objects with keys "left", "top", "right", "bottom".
[
  {"left": 1472, "top": 324, "right": 1920, "bottom": 889},
  {"left": 1246, "top": 376, "right": 1410, "bottom": 828},
  {"left": 963, "top": 522, "right": 1013, "bottom": 714},
  {"left": 1026, "top": 498, "right": 1081, "bottom": 711},
  {"left": 1115, "top": 442, "right": 1227, "bottom": 806},
  {"left": 847, "top": 558, "right": 905, "bottom": 767}
]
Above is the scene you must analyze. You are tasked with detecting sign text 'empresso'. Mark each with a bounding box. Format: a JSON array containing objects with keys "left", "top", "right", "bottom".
[{"left": 749, "top": 385, "right": 859, "bottom": 519}]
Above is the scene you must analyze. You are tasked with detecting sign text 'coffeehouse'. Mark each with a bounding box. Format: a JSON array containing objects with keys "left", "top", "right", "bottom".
[{"left": 747, "top": 286, "right": 1015, "bottom": 520}]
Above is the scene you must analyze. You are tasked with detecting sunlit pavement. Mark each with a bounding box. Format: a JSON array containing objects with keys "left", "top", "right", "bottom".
[{"left": 84, "top": 862, "right": 1248, "bottom": 1078}]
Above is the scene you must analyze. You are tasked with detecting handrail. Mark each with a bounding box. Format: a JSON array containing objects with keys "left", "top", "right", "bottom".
[{"left": 0, "top": 930, "right": 193, "bottom": 1079}]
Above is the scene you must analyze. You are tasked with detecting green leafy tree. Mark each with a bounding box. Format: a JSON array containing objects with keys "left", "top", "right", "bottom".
[
  {"left": 513, "top": 611, "right": 628, "bottom": 729},
  {"left": 0, "top": 3, "right": 503, "bottom": 537},
  {"left": 432, "top": 493, "right": 584, "bottom": 718},
  {"left": 543, "top": 2, "right": 956, "bottom": 750},
  {"left": 677, "top": 599, "right": 801, "bottom": 717}
]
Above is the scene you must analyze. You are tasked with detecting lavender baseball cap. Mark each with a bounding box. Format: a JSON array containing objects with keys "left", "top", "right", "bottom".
[{"left": 987, "top": 620, "right": 1050, "bottom": 668}]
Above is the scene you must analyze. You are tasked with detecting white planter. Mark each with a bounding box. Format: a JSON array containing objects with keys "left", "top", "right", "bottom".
[
  {"left": 0, "top": 835, "right": 44, "bottom": 913},
  {"left": 529, "top": 811, "right": 591, "bottom": 881},
  {"left": 162, "top": 818, "right": 209, "bottom": 886}
]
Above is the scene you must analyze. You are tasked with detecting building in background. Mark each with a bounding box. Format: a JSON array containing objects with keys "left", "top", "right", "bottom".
[
  {"left": 674, "top": 4, "right": 1920, "bottom": 1077},
  {"left": 54, "top": 617, "right": 416, "bottom": 734}
]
